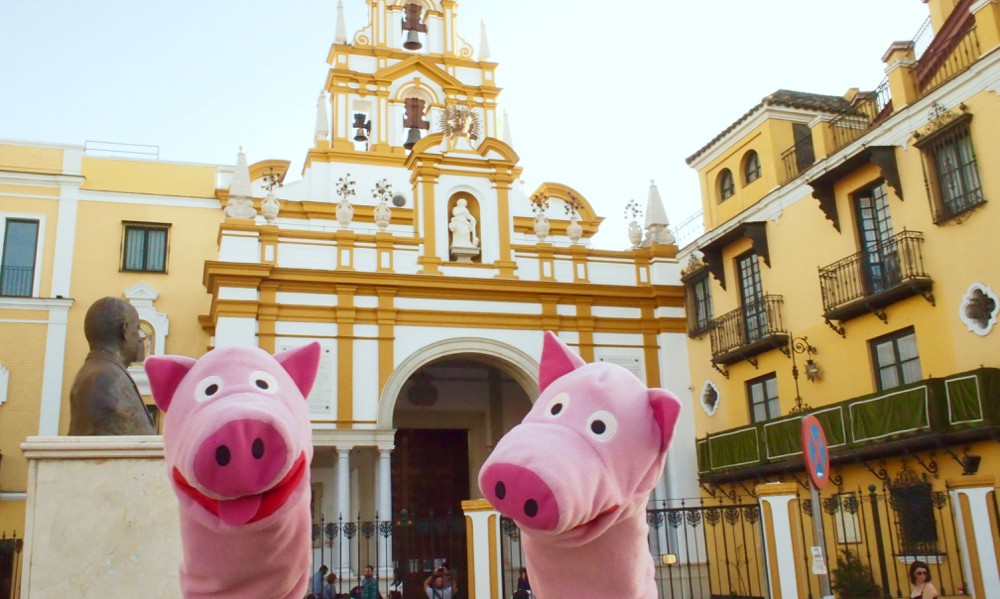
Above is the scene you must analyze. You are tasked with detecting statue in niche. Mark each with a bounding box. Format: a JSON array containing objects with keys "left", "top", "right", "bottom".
[
  {"left": 449, "top": 198, "right": 479, "bottom": 249},
  {"left": 68, "top": 297, "right": 156, "bottom": 435}
]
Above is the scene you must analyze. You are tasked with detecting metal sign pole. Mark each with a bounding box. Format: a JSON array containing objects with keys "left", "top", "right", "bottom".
[{"left": 811, "top": 481, "right": 832, "bottom": 598}]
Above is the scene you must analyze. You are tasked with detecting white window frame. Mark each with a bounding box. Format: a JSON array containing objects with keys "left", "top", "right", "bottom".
[{"left": 0, "top": 212, "right": 46, "bottom": 298}]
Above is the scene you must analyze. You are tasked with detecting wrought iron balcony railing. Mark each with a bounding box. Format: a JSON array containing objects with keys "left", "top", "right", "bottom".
[
  {"left": 780, "top": 135, "right": 816, "bottom": 183},
  {"left": 696, "top": 368, "right": 1000, "bottom": 480},
  {"left": 818, "top": 230, "right": 933, "bottom": 326},
  {"left": 709, "top": 294, "right": 788, "bottom": 366},
  {"left": 828, "top": 79, "right": 891, "bottom": 154}
]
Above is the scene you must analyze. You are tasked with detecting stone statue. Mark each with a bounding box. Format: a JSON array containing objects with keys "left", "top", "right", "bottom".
[
  {"left": 449, "top": 199, "right": 479, "bottom": 249},
  {"left": 68, "top": 297, "right": 156, "bottom": 435}
]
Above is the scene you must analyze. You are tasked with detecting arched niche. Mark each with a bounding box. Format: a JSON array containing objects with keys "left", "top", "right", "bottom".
[{"left": 446, "top": 191, "right": 481, "bottom": 262}]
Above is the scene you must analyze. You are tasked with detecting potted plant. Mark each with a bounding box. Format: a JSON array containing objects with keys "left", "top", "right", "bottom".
[
  {"left": 625, "top": 198, "right": 643, "bottom": 248},
  {"left": 563, "top": 194, "right": 583, "bottom": 245},
  {"left": 372, "top": 178, "right": 392, "bottom": 231},
  {"left": 831, "top": 550, "right": 882, "bottom": 599},
  {"left": 336, "top": 173, "right": 356, "bottom": 227},
  {"left": 530, "top": 192, "right": 550, "bottom": 242}
]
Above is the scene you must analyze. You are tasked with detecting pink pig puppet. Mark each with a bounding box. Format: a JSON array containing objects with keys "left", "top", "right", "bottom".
[
  {"left": 479, "top": 332, "right": 681, "bottom": 599},
  {"left": 144, "top": 343, "right": 321, "bottom": 599}
]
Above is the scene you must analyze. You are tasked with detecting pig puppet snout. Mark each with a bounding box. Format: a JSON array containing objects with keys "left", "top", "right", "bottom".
[
  {"left": 480, "top": 463, "right": 559, "bottom": 531},
  {"left": 193, "top": 418, "right": 290, "bottom": 498}
]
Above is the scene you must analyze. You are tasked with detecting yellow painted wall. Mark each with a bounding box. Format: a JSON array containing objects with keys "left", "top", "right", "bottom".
[
  {"left": 0, "top": 320, "right": 47, "bottom": 532},
  {"left": 81, "top": 157, "right": 219, "bottom": 198},
  {"left": 0, "top": 144, "right": 64, "bottom": 175},
  {"left": 700, "top": 118, "right": 806, "bottom": 230},
  {"left": 59, "top": 198, "right": 220, "bottom": 432}
]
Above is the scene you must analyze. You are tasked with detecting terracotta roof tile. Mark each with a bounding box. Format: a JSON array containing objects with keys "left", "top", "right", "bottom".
[{"left": 685, "top": 90, "right": 853, "bottom": 165}]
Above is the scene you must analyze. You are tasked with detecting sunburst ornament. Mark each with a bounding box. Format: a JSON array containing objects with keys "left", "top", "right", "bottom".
[{"left": 439, "top": 105, "right": 482, "bottom": 141}]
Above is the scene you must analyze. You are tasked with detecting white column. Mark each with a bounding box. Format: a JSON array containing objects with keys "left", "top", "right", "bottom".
[
  {"left": 377, "top": 446, "right": 394, "bottom": 580},
  {"left": 335, "top": 444, "right": 353, "bottom": 577},
  {"left": 462, "top": 500, "right": 501, "bottom": 599},
  {"left": 39, "top": 301, "right": 72, "bottom": 435},
  {"left": 758, "top": 484, "right": 801, "bottom": 599},
  {"left": 949, "top": 478, "right": 1000, "bottom": 599}
]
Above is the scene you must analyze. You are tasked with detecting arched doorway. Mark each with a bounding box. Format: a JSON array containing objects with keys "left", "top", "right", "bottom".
[{"left": 381, "top": 339, "right": 536, "bottom": 598}]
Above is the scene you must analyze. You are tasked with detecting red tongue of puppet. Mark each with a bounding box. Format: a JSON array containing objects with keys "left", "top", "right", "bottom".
[{"left": 218, "top": 495, "right": 263, "bottom": 525}]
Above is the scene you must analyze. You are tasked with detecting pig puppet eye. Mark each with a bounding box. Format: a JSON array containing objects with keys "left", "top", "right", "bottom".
[
  {"left": 195, "top": 376, "right": 225, "bottom": 402},
  {"left": 543, "top": 392, "right": 570, "bottom": 418},
  {"left": 586, "top": 411, "right": 618, "bottom": 441},
  {"left": 250, "top": 371, "right": 279, "bottom": 394}
]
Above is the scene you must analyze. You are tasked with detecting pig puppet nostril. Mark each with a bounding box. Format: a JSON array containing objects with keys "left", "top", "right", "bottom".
[
  {"left": 215, "top": 445, "right": 231, "bottom": 466},
  {"left": 252, "top": 438, "right": 265, "bottom": 459},
  {"left": 524, "top": 499, "right": 538, "bottom": 518},
  {"left": 495, "top": 481, "right": 506, "bottom": 500}
]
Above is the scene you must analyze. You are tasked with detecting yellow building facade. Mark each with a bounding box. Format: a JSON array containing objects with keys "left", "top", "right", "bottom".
[
  {"left": 682, "top": 0, "right": 1000, "bottom": 597},
  {"left": 0, "top": 1, "right": 696, "bottom": 597}
]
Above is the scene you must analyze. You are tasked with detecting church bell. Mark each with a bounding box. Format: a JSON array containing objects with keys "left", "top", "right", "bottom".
[
  {"left": 403, "top": 127, "right": 422, "bottom": 150},
  {"left": 403, "top": 30, "right": 422, "bottom": 50}
]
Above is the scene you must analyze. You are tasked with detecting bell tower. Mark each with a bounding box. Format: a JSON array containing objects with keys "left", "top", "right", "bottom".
[{"left": 315, "top": 0, "right": 501, "bottom": 156}]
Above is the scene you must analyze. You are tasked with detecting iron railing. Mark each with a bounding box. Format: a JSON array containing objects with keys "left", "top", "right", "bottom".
[
  {"left": 311, "top": 510, "right": 465, "bottom": 599},
  {"left": 780, "top": 134, "right": 816, "bottom": 183},
  {"left": 709, "top": 295, "right": 787, "bottom": 365},
  {"left": 918, "top": 26, "right": 981, "bottom": 95},
  {"left": 829, "top": 79, "right": 892, "bottom": 153},
  {"left": 804, "top": 485, "right": 966, "bottom": 599},
  {"left": 0, "top": 266, "right": 33, "bottom": 297},
  {"left": 818, "top": 230, "right": 929, "bottom": 319},
  {"left": 501, "top": 498, "right": 767, "bottom": 599}
]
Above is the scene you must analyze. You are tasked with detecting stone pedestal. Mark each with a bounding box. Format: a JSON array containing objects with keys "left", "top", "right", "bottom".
[
  {"left": 19, "top": 436, "right": 181, "bottom": 599},
  {"left": 450, "top": 245, "right": 480, "bottom": 263}
]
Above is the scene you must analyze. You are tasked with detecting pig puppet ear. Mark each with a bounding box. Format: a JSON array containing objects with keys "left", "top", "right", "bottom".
[
  {"left": 144, "top": 355, "right": 198, "bottom": 412},
  {"left": 648, "top": 389, "right": 682, "bottom": 452},
  {"left": 538, "top": 331, "right": 587, "bottom": 393},
  {"left": 274, "top": 342, "right": 322, "bottom": 399}
]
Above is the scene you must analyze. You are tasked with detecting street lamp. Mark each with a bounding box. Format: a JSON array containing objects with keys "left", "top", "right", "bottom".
[{"left": 785, "top": 335, "right": 819, "bottom": 414}]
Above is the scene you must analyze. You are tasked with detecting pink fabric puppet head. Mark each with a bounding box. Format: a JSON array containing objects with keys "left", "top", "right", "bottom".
[
  {"left": 479, "top": 331, "right": 681, "bottom": 546},
  {"left": 146, "top": 343, "right": 320, "bottom": 531}
]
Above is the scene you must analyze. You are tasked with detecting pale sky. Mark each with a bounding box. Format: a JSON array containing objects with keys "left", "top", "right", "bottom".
[{"left": 0, "top": 0, "right": 930, "bottom": 249}]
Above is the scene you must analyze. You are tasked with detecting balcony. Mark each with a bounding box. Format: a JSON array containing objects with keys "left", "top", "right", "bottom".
[
  {"left": 709, "top": 295, "right": 788, "bottom": 366},
  {"left": 818, "top": 230, "right": 933, "bottom": 328},
  {"left": 780, "top": 134, "right": 815, "bottom": 183},
  {"left": 828, "top": 79, "right": 892, "bottom": 154},
  {"left": 696, "top": 367, "right": 1000, "bottom": 481}
]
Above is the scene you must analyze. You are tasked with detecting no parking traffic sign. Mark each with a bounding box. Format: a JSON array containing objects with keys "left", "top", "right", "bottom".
[{"left": 801, "top": 414, "right": 829, "bottom": 490}]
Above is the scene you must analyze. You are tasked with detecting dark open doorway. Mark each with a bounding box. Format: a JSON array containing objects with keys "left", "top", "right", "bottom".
[{"left": 391, "top": 428, "right": 469, "bottom": 599}]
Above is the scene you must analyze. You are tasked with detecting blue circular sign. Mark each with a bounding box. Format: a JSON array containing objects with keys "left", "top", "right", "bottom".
[{"left": 801, "top": 415, "right": 829, "bottom": 490}]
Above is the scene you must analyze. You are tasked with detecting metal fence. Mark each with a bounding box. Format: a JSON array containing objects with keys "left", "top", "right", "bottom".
[
  {"left": 499, "top": 497, "right": 767, "bottom": 599},
  {"left": 798, "top": 482, "right": 967, "bottom": 599},
  {"left": 310, "top": 510, "right": 465, "bottom": 599},
  {"left": 0, "top": 532, "right": 22, "bottom": 599}
]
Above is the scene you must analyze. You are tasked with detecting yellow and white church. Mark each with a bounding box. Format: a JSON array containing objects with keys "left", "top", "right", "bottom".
[{"left": 0, "top": 0, "right": 696, "bottom": 595}]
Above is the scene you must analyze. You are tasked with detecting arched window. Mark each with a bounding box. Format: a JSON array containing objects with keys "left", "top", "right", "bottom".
[
  {"left": 743, "top": 151, "right": 762, "bottom": 184},
  {"left": 718, "top": 169, "right": 735, "bottom": 201}
]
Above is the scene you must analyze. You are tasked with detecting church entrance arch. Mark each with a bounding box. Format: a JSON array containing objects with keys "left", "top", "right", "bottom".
[{"left": 381, "top": 337, "right": 536, "bottom": 599}]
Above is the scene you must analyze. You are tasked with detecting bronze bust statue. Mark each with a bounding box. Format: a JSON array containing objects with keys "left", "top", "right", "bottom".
[{"left": 68, "top": 297, "right": 156, "bottom": 435}]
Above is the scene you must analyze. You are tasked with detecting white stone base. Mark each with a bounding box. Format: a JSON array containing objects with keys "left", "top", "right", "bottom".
[
  {"left": 19, "top": 436, "right": 182, "bottom": 599},
  {"left": 450, "top": 245, "right": 480, "bottom": 263}
]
